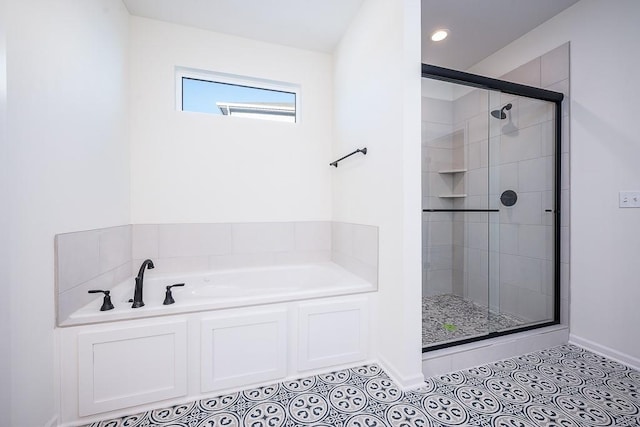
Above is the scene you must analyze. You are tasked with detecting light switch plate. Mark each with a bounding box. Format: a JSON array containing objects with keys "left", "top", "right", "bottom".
[{"left": 619, "top": 191, "right": 640, "bottom": 208}]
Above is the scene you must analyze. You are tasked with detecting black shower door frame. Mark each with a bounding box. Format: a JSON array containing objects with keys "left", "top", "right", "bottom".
[{"left": 421, "top": 64, "right": 564, "bottom": 352}]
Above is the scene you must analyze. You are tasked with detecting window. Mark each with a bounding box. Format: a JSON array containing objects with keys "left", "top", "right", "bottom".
[{"left": 176, "top": 68, "right": 299, "bottom": 123}]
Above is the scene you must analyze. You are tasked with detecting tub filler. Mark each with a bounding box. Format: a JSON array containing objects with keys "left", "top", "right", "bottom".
[{"left": 57, "top": 262, "right": 376, "bottom": 425}]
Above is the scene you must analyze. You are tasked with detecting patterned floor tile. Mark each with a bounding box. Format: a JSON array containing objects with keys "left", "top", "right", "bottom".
[{"left": 85, "top": 344, "right": 640, "bottom": 427}]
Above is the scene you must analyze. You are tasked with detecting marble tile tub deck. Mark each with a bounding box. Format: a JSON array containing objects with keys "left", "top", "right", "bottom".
[{"left": 86, "top": 344, "right": 640, "bottom": 426}]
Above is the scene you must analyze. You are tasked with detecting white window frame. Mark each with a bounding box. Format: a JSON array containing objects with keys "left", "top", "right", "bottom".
[{"left": 175, "top": 66, "right": 301, "bottom": 123}]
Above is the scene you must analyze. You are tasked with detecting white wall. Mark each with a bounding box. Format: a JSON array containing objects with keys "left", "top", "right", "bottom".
[
  {"left": 0, "top": 1, "right": 10, "bottom": 425},
  {"left": 129, "top": 17, "right": 333, "bottom": 223},
  {"left": 471, "top": 0, "right": 640, "bottom": 363},
  {"left": 5, "top": 0, "right": 130, "bottom": 425},
  {"left": 333, "top": 0, "right": 423, "bottom": 386}
]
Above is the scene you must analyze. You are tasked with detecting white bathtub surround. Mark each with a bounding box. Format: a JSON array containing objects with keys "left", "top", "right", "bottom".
[
  {"left": 56, "top": 220, "right": 378, "bottom": 423},
  {"left": 58, "top": 294, "right": 372, "bottom": 425},
  {"left": 56, "top": 225, "right": 133, "bottom": 323},
  {"left": 55, "top": 221, "right": 378, "bottom": 325},
  {"left": 63, "top": 262, "right": 374, "bottom": 326}
]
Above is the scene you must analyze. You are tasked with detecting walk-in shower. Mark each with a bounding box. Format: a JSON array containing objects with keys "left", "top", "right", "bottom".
[{"left": 421, "top": 65, "right": 563, "bottom": 351}]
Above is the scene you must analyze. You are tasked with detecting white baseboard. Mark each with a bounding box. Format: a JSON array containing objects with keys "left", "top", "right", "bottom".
[
  {"left": 569, "top": 334, "right": 640, "bottom": 371},
  {"left": 377, "top": 355, "right": 425, "bottom": 391}
]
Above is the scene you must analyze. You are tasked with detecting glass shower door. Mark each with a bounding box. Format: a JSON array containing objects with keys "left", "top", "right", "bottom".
[
  {"left": 421, "top": 66, "right": 561, "bottom": 351},
  {"left": 489, "top": 92, "right": 557, "bottom": 334},
  {"left": 421, "top": 78, "right": 494, "bottom": 347}
]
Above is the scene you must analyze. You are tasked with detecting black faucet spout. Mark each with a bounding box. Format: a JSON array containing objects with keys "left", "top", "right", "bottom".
[{"left": 132, "top": 259, "right": 154, "bottom": 308}]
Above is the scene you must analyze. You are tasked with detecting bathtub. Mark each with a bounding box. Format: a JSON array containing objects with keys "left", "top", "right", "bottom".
[{"left": 63, "top": 261, "right": 375, "bottom": 326}]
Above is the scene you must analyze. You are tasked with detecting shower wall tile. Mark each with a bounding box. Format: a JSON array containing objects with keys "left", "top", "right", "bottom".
[
  {"left": 499, "top": 163, "right": 519, "bottom": 192},
  {"left": 562, "top": 115, "right": 570, "bottom": 154},
  {"left": 429, "top": 172, "right": 452, "bottom": 197},
  {"left": 423, "top": 122, "right": 454, "bottom": 144},
  {"left": 468, "top": 114, "right": 488, "bottom": 144},
  {"left": 499, "top": 224, "right": 519, "bottom": 255},
  {"left": 452, "top": 269, "right": 465, "bottom": 296},
  {"left": 426, "top": 245, "right": 453, "bottom": 270},
  {"left": 516, "top": 124, "right": 543, "bottom": 161},
  {"left": 425, "top": 147, "right": 453, "bottom": 171},
  {"left": 467, "top": 141, "right": 481, "bottom": 170},
  {"left": 541, "top": 43, "right": 569, "bottom": 87},
  {"left": 452, "top": 146, "right": 465, "bottom": 170},
  {"left": 467, "top": 168, "right": 488, "bottom": 196},
  {"left": 426, "top": 221, "right": 453, "bottom": 246},
  {"left": 499, "top": 253, "right": 542, "bottom": 293},
  {"left": 502, "top": 57, "right": 541, "bottom": 87},
  {"left": 467, "top": 222, "right": 488, "bottom": 251},
  {"left": 561, "top": 153, "right": 570, "bottom": 190},
  {"left": 561, "top": 226, "right": 570, "bottom": 264},
  {"left": 506, "top": 191, "right": 542, "bottom": 225},
  {"left": 541, "top": 260, "right": 555, "bottom": 296},
  {"left": 561, "top": 262, "right": 570, "bottom": 302},
  {"left": 561, "top": 189, "right": 570, "bottom": 226},
  {"left": 425, "top": 269, "right": 453, "bottom": 296},
  {"left": 517, "top": 225, "right": 551, "bottom": 259},
  {"left": 422, "top": 96, "right": 453, "bottom": 124},
  {"left": 518, "top": 287, "right": 549, "bottom": 322},
  {"left": 519, "top": 98, "right": 553, "bottom": 129},
  {"left": 453, "top": 89, "right": 484, "bottom": 124},
  {"left": 518, "top": 158, "right": 548, "bottom": 192},
  {"left": 546, "top": 79, "right": 570, "bottom": 117}
]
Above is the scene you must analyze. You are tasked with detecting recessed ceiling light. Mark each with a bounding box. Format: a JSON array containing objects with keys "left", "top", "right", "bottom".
[{"left": 431, "top": 29, "right": 448, "bottom": 42}]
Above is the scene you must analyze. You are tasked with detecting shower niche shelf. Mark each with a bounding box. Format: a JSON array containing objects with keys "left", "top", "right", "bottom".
[
  {"left": 438, "top": 194, "right": 467, "bottom": 198},
  {"left": 438, "top": 168, "right": 467, "bottom": 174}
]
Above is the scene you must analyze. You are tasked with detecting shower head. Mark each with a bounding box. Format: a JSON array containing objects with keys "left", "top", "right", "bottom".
[{"left": 490, "top": 103, "right": 512, "bottom": 119}]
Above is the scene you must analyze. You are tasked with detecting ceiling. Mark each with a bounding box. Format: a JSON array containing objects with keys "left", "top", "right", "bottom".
[
  {"left": 122, "top": 0, "right": 365, "bottom": 53},
  {"left": 123, "top": 0, "right": 580, "bottom": 69},
  {"left": 422, "top": 0, "right": 580, "bottom": 69}
]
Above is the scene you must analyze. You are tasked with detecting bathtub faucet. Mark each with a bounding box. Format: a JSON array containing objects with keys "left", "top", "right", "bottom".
[{"left": 132, "top": 259, "right": 154, "bottom": 308}]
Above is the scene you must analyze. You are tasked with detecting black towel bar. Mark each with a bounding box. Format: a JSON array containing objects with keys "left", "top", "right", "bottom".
[{"left": 330, "top": 147, "right": 367, "bottom": 167}]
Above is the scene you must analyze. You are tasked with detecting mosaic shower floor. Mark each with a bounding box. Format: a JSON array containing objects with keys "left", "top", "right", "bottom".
[
  {"left": 86, "top": 344, "right": 640, "bottom": 427},
  {"left": 422, "top": 293, "right": 524, "bottom": 347}
]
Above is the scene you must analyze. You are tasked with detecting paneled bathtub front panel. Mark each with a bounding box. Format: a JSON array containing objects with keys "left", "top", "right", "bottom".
[
  {"left": 77, "top": 320, "right": 188, "bottom": 416},
  {"left": 200, "top": 309, "right": 288, "bottom": 392},
  {"left": 297, "top": 298, "right": 369, "bottom": 371}
]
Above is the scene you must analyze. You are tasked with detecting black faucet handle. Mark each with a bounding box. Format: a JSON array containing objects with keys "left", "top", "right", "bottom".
[
  {"left": 88, "top": 290, "right": 115, "bottom": 311},
  {"left": 163, "top": 283, "right": 185, "bottom": 305}
]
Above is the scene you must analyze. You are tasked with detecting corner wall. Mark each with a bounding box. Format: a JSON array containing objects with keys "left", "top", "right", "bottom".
[
  {"left": 0, "top": 2, "right": 10, "bottom": 425},
  {"left": 5, "top": 0, "right": 131, "bottom": 424},
  {"left": 332, "top": 0, "right": 423, "bottom": 386},
  {"left": 129, "top": 17, "right": 333, "bottom": 224},
  {"left": 471, "top": 0, "right": 640, "bottom": 365}
]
